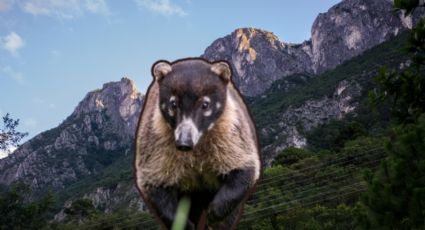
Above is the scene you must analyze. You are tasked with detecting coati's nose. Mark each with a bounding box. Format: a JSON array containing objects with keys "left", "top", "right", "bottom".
[
  {"left": 175, "top": 133, "right": 193, "bottom": 152},
  {"left": 175, "top": 117, "right": 200, "bottom": 151}
]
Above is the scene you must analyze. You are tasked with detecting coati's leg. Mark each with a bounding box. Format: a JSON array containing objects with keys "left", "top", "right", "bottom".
[
  {"left": 210, "top": 207, "right": 240, "bottom": 230},
  {"left": 207, "top": 167, "right": 256, "bottom": 229},
  {"left": 148, "top": 186, "right": 195, "bottom": 229},
  {"left": 147, "top": 186, "right": 178, "bottom": 228}
]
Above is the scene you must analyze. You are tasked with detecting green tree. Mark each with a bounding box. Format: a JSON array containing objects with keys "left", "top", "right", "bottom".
[
  {"left": 0, "top": 183, "right": 54, "bottom": 230},
  {"left": 63, "top": 198, "right": 99, "bottom": 224},
  {"left": 0, "top": 113, "right": 28, "bottom": 154},
  {"left": 362, "top": 116, "right": 425, "bottom": 228},
  {"left": 363, "top": 0, "right": 425, "bottom": 228}
]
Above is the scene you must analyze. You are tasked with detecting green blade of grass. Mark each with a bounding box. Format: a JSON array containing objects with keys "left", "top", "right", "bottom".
[{"left": 172, "top": 197, "right": 191, "bottom": 230}]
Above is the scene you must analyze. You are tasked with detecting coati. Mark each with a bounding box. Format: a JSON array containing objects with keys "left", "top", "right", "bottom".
[{"left": 134, "top": 58, "right": 261, "bottom": 229}]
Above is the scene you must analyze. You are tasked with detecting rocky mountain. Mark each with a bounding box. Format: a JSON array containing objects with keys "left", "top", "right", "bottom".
[
  {"left": 250, "top": 32, "right": 409, "bottom": 164},
  {"left": 310, "top": 0, "right": 412, "bottom": 73},
  {"left": 260, "top": 80, "right": 362, "bottom": 163},
  {"left": 203, "top": 0, "right": 419, "bottom": 96},
  {"left": 0, "top": 78, "right": 143, "bottom": 198},
  {"left": 203, "top": 28, "right": 313, "bottom": 96}
]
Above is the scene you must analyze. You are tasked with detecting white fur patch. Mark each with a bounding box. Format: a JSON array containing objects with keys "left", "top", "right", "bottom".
[
  {"left": 170, "top": 95, "right": 176, "bottom": 102},
  {"left": 168, "top": 109, "right": 175, "bottom": 117},
  {"left": 161, "top": 103, "right": 166, "bottom": 111},
  {"left": 203, "top": 109, "right": 212, "bottom": 117},
  {"left": 216, "top": 102, "right": 221, "bottom": 109},
  {"left": 208, "top": 123, "right": 215, "bottom": 130},
  {"left": 168, "top": 96, "right": 176, "bottom": 117},
  {"left": 174, "top": 116, "right": 202, "bottom": 146},
  {"left": 203, "top": 96, "right": 211, "bottom": 103}
]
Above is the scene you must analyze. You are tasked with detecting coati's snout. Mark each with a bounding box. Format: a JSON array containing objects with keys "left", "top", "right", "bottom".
[{"left": 174, "top": 116, "right": 198, "bottom": 151}]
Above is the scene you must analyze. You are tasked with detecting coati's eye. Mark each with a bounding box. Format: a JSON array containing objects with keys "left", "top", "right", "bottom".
[
  {"left": 202, "top": 96, "right": 211, "bottom": 110},
  {"left": 169, "top": 96, "right": 177, "bottom": 109},
  {"left": 170, "top": 100, "right": 177, "bottom": 109},
  {"left": 202, "top": 101, "right": 209, "bottom": 110}
]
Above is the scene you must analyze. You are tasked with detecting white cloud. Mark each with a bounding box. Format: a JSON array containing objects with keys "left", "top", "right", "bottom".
[
  {"left": 85, "top": 0, "right": 109, "bottom": 14},
  {"left": 19, "top": 0, "right": 110, "bottom": 19},
  {"left": 0, "top": 146, "right": 16, "bottom": 159},
  {"left": 1, "top": 31, "right": 24, "bottom": 57},
  {"left": 134, "top": 0, "right": 187, "bottom": 17},
  {"left": 1, "top": 66, "right": 24, "bottom": 84}
]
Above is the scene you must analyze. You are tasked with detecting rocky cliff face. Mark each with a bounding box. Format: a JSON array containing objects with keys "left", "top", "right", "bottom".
[
  {"left": 310, "top": 0, "right": 409, "bottom": 73},
  {"left": 55, "top": 182, "right": 145, "bottom": 221},
  {"left": 203, "top": 0, "right": 419, "bottom": 96},
  {"left": 202, "top": 28, "right": 313, "bottom": 96},
  {"left": 260, "top": 80, "right": 362, "bottom": 165},
  {"left": 0, "top": 78, "right": 143, "bottom": 196}
]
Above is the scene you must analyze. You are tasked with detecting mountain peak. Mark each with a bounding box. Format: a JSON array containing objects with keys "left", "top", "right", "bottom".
[
  {"left": 0, "top": 78, "right": 144, "bottom": 193},
  {"left": 203, "top": 27, "right": 313, "bottom": 96},
  {"left": 202, "top": 0, "right": 423, "bottom": 96},
  {"left": 73, "top": 77, "right": 142, "bottom": 120},
  {"left": 310, "top": 0, "right": 410, "bottom": 73}
]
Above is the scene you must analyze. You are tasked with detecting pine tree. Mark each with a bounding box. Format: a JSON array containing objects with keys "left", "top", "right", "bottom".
[{"left": 363, "top": 1, "right": 425, "bottom": 228}]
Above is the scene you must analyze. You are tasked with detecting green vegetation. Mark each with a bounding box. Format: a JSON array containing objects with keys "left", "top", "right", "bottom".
[
  {"left": 362, "top": 116, "right": 425, "bottom": 229},
  {"left": 0, "top": 183, "right": 54, "bottom": 230},
  {"left": 57, "top": 151, "right": 134, "bottom": 207},
  {"left": 361, "top": 4, "right": 425, "bottom": 227},
  {"left": 0, "top": 113, "right": 28, "bottom": 153},
  {"left": 52, "top": 205, "right": 157, "bottom": 230},
  {"left": 238, "top": 139, "right": 385, "bottom": 229}
]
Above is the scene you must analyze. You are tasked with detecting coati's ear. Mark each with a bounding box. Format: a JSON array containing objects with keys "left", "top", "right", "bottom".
[
  {"left": 211, "top": 61, "right": 231, "bottom": 83},
  {"left": 152, "top": 60, "right": 172, "bottom": 81}
]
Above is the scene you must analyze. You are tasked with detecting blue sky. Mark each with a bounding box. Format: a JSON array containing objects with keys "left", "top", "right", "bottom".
[{"left": 0, "top": 0, "right": 341, "bottom": 147}]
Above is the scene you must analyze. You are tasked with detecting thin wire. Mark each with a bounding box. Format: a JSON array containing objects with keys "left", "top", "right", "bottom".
[
  {"left": 241, "top": 182, "right": 365, "bottom": 222},
  {"left": 246, "top": 175, "right": 367, "bottom": 209},
  {"left": 240, "top": 188, "right": 365, "bottom": 223},
  {"left": 107, "top": 179, "right": 368, "bottom": 229},
  {"left": 81, "top": 214, "right": 157, "bottom": 230},
  {"left": 243, "top": 182, "right": 364, "bottom": 217},
  {"left": 113, "top": 184, "right": 366, "bottom": 229},
  {"left": 259, "top": 147, "right": 383, "bottom": 184},
  {"left": 250, "top": 155, "right": 384, "bottom": 200}
]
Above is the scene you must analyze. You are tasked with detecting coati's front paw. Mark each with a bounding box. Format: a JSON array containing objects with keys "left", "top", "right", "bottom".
[{"left": 207, "top": 201, "right": 227, "bottom": 225}]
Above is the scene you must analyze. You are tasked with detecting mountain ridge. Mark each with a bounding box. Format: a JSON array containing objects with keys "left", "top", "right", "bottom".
[
  {"left": 0, "top": 78, "right": 143, "bottom": 197},
  {"left": 203, "top": 0, "right": 420, "bottom": 96}
]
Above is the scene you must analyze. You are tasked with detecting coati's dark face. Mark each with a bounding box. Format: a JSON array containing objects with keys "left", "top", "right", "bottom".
[{"left": 152, "top": 59, "right": 231, "bottom": 151}]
